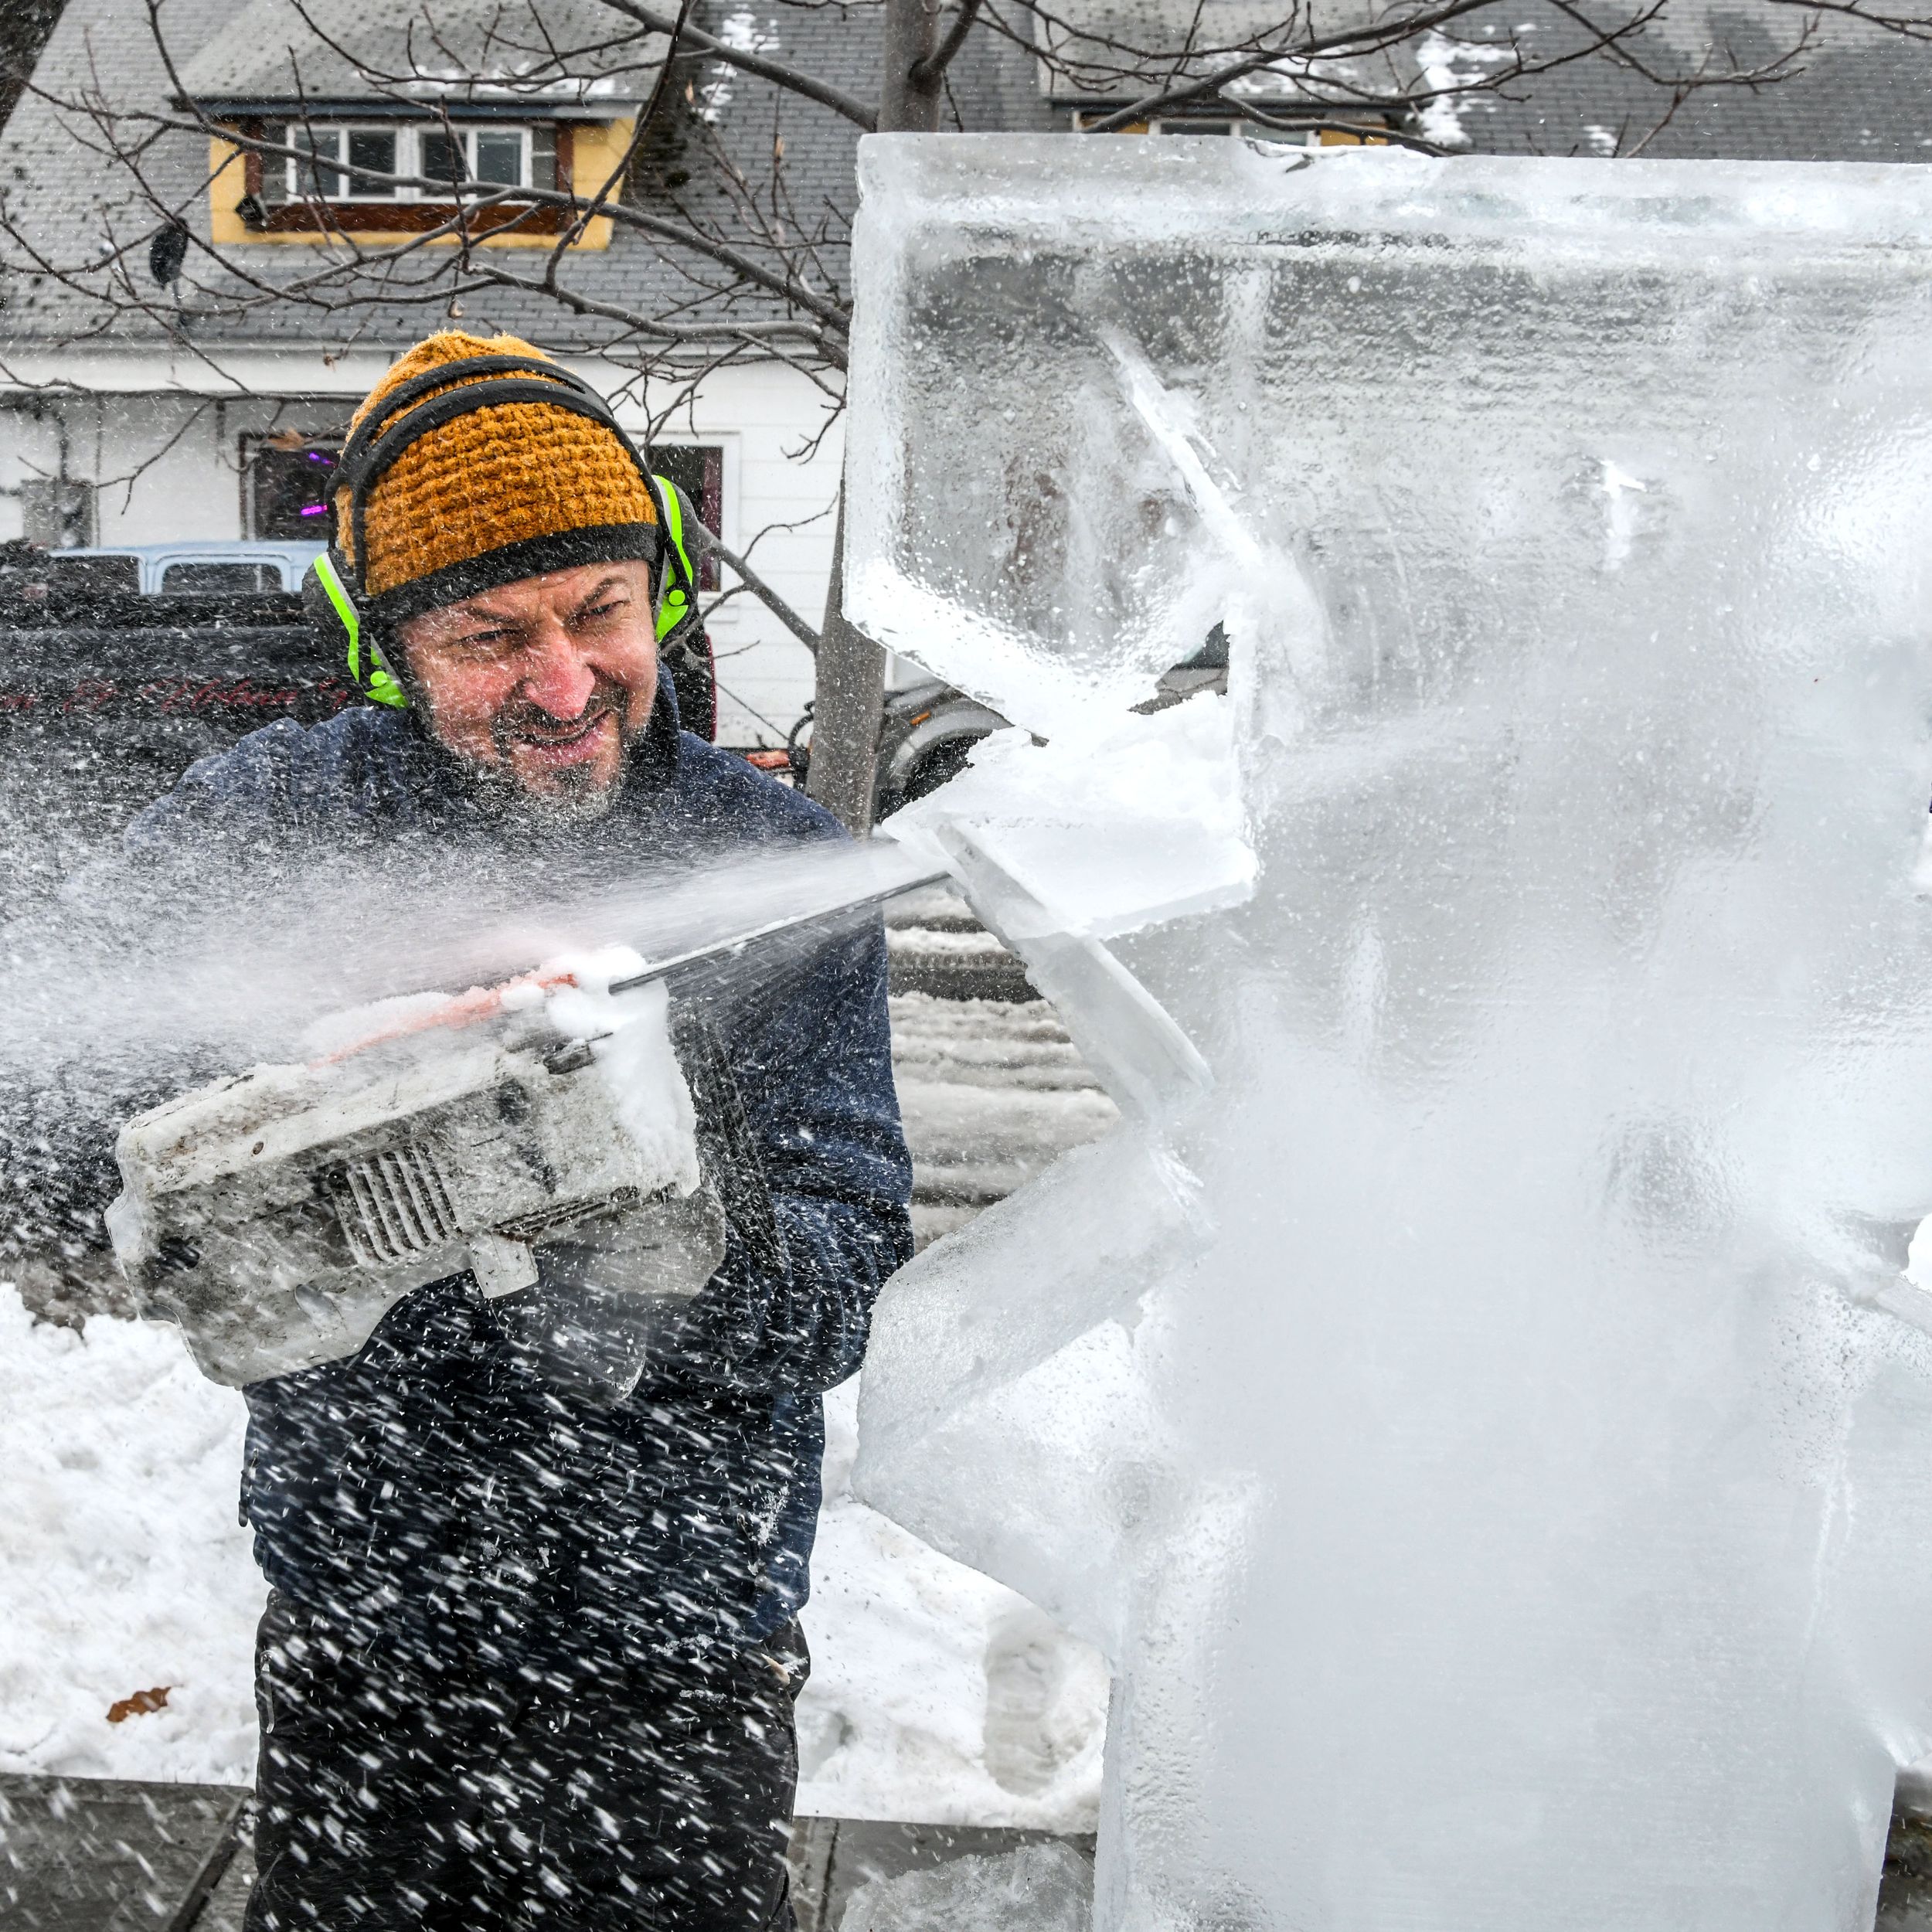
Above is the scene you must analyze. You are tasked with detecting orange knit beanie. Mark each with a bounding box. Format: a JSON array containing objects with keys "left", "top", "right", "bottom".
[{"left": 336, "top": 331, "right": 659, "bottom": 618}]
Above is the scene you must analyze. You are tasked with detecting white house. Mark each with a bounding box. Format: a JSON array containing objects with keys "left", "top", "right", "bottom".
[{"left": 0, "top": 0, "right": 918, "bottom": 747}]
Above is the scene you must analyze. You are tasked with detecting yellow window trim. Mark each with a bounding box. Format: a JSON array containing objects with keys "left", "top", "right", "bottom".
[{"left": 208, "top": 119, "right": 633, "bottom": 251}]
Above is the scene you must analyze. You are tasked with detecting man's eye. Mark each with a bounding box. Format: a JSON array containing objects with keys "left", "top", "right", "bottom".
[{"left": 583, "top": 599, "right": 627, "bottom": 621}]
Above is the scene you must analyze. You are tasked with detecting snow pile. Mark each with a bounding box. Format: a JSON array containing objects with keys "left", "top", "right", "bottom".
[
  {"left": 0, "top": 1285, "right": 261, "bottom": 1783},
  {"left": 0, "top": 1286, "right": 1104, "bottom": 1829},
  {"left": 798, "top": 1379, "right": 1105, "bottom": 1828}
]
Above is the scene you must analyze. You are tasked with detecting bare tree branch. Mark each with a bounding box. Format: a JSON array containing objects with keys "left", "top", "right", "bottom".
[
  {"left": 597, "top": 0, "right": 879, "bottom": 128},
  {"left": 913, "top": 0, "right": 987, "bottom": 87},
  {"left": 1225, "top": 103, "right": 1451, "bottom": 152},
  {"left": 457, "top": 256, "right": 849, "bottom": 366},
  {"left": 689, "top": 519, "right": 823, "bottom": 653},
  {"left": 1076, "top": 0, "right": 1520, "bottom": 132}
]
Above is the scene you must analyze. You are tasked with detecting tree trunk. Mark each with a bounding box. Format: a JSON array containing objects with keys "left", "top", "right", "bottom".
[
  {"left": 879, "top": 0, "right": 942, "bottom": 132},
  {"left": 806, "top": 487, "right": 889, "bottom": 833},
  {"left": 807, "top": 0, "right": 944, "bottom": 833}
]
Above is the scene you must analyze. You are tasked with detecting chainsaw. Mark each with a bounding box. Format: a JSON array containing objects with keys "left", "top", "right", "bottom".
[{"left": 105, "top": 865, "right": 944, "bottom": 1390}]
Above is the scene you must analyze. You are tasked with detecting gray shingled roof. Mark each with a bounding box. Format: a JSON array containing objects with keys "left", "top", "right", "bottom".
[
  {"left": 1032, "top": 0, "right": 1398, "bottom": 100},
  {"left": 0, "top": 0, "right": 911, "bottom": 355},
  {"left": 175, "top": 0, "right": 662, "bottom": 110},
  {"left": 1450, "top": 2, "right": 1932, "bottom": 161},
  {"left": 1033, "top": 0, "right": 1932, "bottom": 158},
  {"left": 1, "top": 0, "right": 1927, "bottom": 364}
]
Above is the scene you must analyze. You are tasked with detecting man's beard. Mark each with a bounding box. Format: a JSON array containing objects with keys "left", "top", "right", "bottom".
[{"left": 451, "top": 673, "right": 647, "bottom": 828}]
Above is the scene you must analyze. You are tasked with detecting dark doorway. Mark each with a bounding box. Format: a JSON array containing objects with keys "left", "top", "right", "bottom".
[
  {"left": 648, "top": 444, "right": 723, "bottom": 589},
  {"left": 244, "top": 434, "right": 343, "bottom": 540}
]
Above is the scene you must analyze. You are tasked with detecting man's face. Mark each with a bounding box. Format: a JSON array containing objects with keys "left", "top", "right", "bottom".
[{"left": 396, "top": 559, "right": 660, "bottom": 819}]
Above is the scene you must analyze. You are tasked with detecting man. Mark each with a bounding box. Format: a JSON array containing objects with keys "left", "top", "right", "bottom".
[{"left": 121, "top": 332, "right": 914, "bottom": 1929}]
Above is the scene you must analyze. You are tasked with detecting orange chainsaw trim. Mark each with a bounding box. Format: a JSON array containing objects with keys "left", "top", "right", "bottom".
[{"left": 311, "top": 964, "right": 580, "bottom": 1068}]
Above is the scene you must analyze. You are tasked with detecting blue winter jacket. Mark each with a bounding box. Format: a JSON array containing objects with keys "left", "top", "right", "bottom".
[{"left": 120, "top": 682, "right": 913, "bottom": 1672}]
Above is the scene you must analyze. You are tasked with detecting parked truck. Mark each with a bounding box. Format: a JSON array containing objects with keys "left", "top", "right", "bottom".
[{"left": 0, "top": 541, "right": 1005, "bottom": 912}]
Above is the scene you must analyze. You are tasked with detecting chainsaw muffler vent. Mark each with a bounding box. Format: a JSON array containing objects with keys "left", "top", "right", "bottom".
[{"left": 328, "top": 1145, "right": 459, "bottom": 1267}]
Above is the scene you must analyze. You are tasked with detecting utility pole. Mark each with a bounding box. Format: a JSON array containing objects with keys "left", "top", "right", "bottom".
[
  {"left": 807, "top": 492, "right": 886, "bottom": 836},
  {"left": 807, "top": 0, "right": 945, "bottom": 835}
]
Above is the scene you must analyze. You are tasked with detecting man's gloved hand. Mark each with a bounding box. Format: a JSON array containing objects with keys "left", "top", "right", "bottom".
[
  {"left": 492, "top": 1181, "right": 726, "bottom": 1405},
  {"left": 492, "top": 1005, "right": 779, "bottom": 1406},
  {"left": 648, "top": 1005, "right": 794, "bottom": 1388}
]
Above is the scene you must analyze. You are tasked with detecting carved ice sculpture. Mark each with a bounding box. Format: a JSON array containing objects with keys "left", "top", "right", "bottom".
[{"left": 846, "top": 138, "right": 1932, "bottom": 1930}]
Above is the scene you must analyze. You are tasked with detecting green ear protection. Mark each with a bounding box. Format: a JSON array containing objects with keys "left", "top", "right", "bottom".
[
  {"left": 304, "top": 548, "right": 408, "bottom": 708},
  {"left": 301, "top": 352, "right": 676, "bottom": 709}
]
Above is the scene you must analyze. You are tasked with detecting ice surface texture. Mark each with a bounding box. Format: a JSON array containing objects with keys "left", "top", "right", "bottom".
[
  {"left": 836, "top": 1840, "right": 1093, "bottom": 1932},
  {"left": 847, "top": 138, "right": 1932, "bottom": 1930}
]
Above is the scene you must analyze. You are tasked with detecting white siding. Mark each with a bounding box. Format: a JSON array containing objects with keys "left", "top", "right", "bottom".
[
  {"left": 0, "top": 393, "right": 348, "bottom": 547},
  {"left": 624, "top": 359, "right": 841, "bottom": 747}
]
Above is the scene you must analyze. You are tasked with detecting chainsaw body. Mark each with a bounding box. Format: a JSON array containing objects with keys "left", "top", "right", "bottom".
[{"left": 106, "top": 981, "right": 723, "bottom": 1388}]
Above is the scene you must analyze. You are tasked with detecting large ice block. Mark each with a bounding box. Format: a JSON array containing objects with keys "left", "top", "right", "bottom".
[{"left": 848, "top": 138, "right": 1932, "bottom": 1930}]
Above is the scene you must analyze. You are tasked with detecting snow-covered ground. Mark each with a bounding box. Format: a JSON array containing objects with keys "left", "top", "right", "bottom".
[
  {"left": 794, "top": 1379, "right": 1106, "bottom": 1826},
  {"left": 0, "top": 1290, "right": 1104, "bottom": 1826},
  {"left": 0, "top": 1284, "right": 260, "bottom": 1785},
  {"left": 0, "top": 988, "right": 1117, "bottom": 1828}
]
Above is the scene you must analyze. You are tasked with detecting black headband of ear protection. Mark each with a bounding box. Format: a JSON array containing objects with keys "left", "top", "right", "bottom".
[{"left": 332, "top": 354, "right": 667, "bottom": 606}]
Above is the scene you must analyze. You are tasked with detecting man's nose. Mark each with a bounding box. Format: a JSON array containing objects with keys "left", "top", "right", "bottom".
[{"left": 519, "top": 624, "right": 597, "bottom": 719}]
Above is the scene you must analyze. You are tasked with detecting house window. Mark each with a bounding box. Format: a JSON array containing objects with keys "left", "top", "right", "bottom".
[
  {"left": 162, "top": 560, "right": 284, "bottom": 596},
  {"left": 244, "top": 434, "right": 342, "bottom": 540},
  {"left": 261, "top": 122, "right": 559, "bottom": 206},
  {"left": 1072, "top": 111, "right": 1386, "bottom": 145},
  {"left": 424, "top": 126, "right": 545, "bottom": 191}
]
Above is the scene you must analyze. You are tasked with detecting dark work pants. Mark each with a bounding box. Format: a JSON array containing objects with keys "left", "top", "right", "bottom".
[{"left": 244, "top": 1591, "right": 806, "bottom": 1932}]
